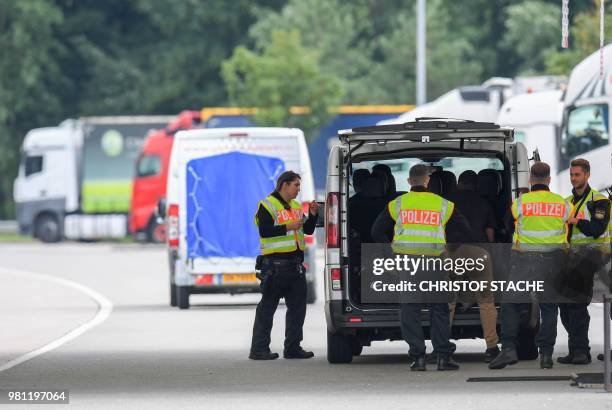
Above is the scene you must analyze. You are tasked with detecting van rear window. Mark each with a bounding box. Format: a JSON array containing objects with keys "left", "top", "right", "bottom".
[{"left": 351, "top": 156, "right": 503, "bottom": 193}]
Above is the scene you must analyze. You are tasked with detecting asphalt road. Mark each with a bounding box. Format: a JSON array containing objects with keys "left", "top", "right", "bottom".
[{"left": 1, "top": 243, "right": 611, "bottom": 409}]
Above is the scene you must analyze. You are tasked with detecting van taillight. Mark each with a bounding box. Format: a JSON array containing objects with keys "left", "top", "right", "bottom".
[
  {"left": 331, "top": 268, "right": 342, "bottom": 290},
  {"left": 168, "top": 204, "right": 179, "bottom": 248},
  {"left": 326, "top": 192, "right": 339, "bottom": 248}
]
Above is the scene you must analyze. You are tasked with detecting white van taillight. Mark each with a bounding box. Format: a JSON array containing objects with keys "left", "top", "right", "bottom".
[
  {"left": 331, "top": 268, "right": 342, "bottom": 290},
  {"left": 326, "top": 192, "right": 339, "bottom": 248},
  {"left": 167, "top": 204, "right": 179, "bottom": 248}
]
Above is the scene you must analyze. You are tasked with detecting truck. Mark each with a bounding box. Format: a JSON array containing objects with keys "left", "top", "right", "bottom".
[
  {"left": 380, "top": 76, "right": 565, "bottom": 125},
  {"left": 129, "top": 111, "right": 201, "bottom": 243},
  {"left": 496, "top": 90, "right": 564, "bottom": 191},
  {"left": 165, "top": 127, "right": 318, "bottom": 308},
  {"left": 557, "top": 44, "right": 612, "bottom": 195},
  {"left": 498, "top": 44, "right": 612, "bottom": 196},
  {"left": 14, "top": 116, "right": 172, "bottom": 242}
]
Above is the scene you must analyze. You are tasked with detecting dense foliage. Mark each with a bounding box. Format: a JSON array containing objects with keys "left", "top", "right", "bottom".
[{"left": 0, "top": 0, "right": 608, "bottom": 217}]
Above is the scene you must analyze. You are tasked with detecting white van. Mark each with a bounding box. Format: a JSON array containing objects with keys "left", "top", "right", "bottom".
[{"left": 165, "top": 127, "right": 317, "bottom": 309}]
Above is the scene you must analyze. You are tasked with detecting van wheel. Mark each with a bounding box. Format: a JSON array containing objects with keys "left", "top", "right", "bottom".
[
  {"left": 177, "top": 286, "right": 190, "bottom": 309},
  {"left": 147, "top": 218, "right": 166, "bottom": 243},
  {"left": 352, "top": 339, "right": 363, "bottom": 356},
  {"left": 327, "top": 331, "right": 353, "bottom": 363},
  {"left": 36, "top": 214, "right": 61, "bottom": 243},
  {"left": 517, "top": 304, "right": 540, "bottom": 360},
  {"left": 170, "top": 282, "right": 177, "bottom": 307},
  {"left": 306, "top": 281, "right": 316, "bottom": 304}
]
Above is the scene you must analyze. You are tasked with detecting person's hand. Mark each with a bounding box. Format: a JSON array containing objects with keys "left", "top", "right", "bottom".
[
  {"left": 568, "top": 217, "right": 580, "bottom": 225},
  {"left": 309, "top": 200, "right": 319, "bottom": 216},
  {"left": 286, "top": 221, "right": 303, "bottom": 231}
]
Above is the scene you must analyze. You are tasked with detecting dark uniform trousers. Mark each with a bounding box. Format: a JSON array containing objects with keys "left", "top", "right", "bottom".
[
  {"left": 500, "top": 250, "right": 565, "bottom": 355},
  {"left": 398, "top": 258, "right": 454, "bottom": 358},
  {"left": 250, "top": 258, "right": 307, "bottom": 354},
  {"left": 558, "top": 247, "right": 603, "bottom": 358}
]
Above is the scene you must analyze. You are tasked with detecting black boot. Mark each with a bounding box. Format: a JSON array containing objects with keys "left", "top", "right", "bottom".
[
  {"left": 284, "top": 347, "right": 314, "bottom": 359},
  {"left": 437, "top": 355, "right": 459, "bottom": 371},
  {"left": 556, "top": 353, "right": 573, "bottom": 364},
  {"left": 484, "top": 346, "right": 501, "bottom": 363},
  {"left": 572, "top": 351, "right": 591, "bottom": 364},
  {"left": 540, "top": 352, "right": 553, "bottom": 369},
  {"left": 410, "top": 356, "right": 426, "bottom": 371},
  {"left": 488, "top": 348, "right": 518, "bottom": 370},
  {"left": 249, "top": 351, "right": 279, "bottom": 360}
]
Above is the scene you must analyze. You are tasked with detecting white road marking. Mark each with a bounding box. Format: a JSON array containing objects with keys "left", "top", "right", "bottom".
[{"left": 0, "top": 266, "right": 113, "bottom": 373}]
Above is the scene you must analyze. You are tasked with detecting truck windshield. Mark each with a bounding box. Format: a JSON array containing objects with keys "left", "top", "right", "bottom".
[
  {"left": 136, "top": 155, "right": 161, "bottom": 177},
  {"left": 560, "top": 103, "right": 609, "bottom": 170}
]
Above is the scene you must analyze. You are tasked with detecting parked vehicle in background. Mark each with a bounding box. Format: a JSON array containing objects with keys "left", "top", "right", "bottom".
[
  {"left": 14, "top": 116, "right": 172, "bottom": 242},
  {"left": 557, "top": 44, "right": 612, "bottom": 195},
  {"left": 497, "top": 90, "right": 564, "bottom": 191},
  {"left": 165, "top": 127, "right": 318, "bottom": 308},
  {"left": 129, "top": 111, "right": 201, "bottom": 243},
  {"left": 380, "top": 76, "right": 565, "bottom": 125}
]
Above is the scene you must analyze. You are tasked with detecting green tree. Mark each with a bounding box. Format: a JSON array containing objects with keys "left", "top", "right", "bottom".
[
  {"left": 501, "top": 1, "right": 560, "bottom": 74},
  {"left": 221, "top": 30, "right": 343, "bottom": 141},
  {"left": 545, "top": 2, "right": 612, "bottom": 75},
  {"left": 0, "top": 0, "right": 67, "bottom": 218}
]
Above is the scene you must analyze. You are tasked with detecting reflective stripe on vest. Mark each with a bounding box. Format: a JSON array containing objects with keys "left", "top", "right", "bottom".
[
  {"left": 389, "top": 191, "right": 453, "bottom": 256},
  {"left": 255, "top": 195, "right": 305, "bottom": 255},
  {"left": 512, "top": 191, "right": 569, "bottom": 252},
  {"left": 566, "top": 189, "right": 611, "bottom": 252}
]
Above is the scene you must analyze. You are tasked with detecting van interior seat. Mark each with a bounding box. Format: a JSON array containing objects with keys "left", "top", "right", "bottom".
[
  {"left": 427, "top": 170, "right": 456, "bottom": 198},
  {"left": 477, "top": 169, "right": 507, "bottom": 238},
  {"left": 440, "top": 170, "right": 457, "bottom": 198},
  {"left": 428, "top": 171, "right": 444, "bottom": 195},
  {"left": 348, "top": 174, "right": 387, "bottom": 243}
]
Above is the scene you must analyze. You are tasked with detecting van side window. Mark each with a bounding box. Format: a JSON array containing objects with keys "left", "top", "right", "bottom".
[
  {"left": 24, "top": 155, "right": 43, "bottom": 177},
  {"left": 561, "top": 103, "right": 609, "bottom": 169},
  {"left": 136, "top": 154, "right": 161, "bottom": 177}
]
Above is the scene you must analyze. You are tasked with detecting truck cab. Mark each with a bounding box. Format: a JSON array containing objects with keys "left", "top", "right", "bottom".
[{"left": 322, "top": 119, "right": 535, "bottom": 363}]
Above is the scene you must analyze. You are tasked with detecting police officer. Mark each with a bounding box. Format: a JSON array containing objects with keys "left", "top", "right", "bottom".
[
  {"left": 372, "top": 164, "right": 473, "bottom": 371},
  {"left": 489, "top": 162, "right": 571, "bottom": 370},
  {"left": 557, "top": 158, "right": 611, "bottom": 364},
  {"left": 249, "top": 171, "right": 318, "bottom": 360}
]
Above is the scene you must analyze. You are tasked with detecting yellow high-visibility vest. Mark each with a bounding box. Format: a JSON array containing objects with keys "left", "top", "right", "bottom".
[
  {"left": 511, "top": 190, "right": 570, "bottom": 252},
  {"left": 566, "top": 188, "right": 611, "bottom": 253},
  {"left": 254, "top": 195, "right": 305, "bottom": 255},
  {"left": 389, "top": 191, "right": 454, "bottom": 256}
]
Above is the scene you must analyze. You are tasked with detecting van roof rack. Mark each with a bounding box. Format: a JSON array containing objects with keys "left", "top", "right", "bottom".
[{"left": 338, "top": 119, "right": 513, "bottom": 143}]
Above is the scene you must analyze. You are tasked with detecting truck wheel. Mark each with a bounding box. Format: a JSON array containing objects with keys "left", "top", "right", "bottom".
[
  {"left": 306, "top": 280, "right": 316, "bottom": 304},
  {"left": 170, "top": 283, "right": 177, "bottom": 307},
  {"left": 146, "top": 218, "right": 166, "bottom": 243},
  {"left": 35, "top": 214, "right": 61, "bottom": 243},
  {"left": 177, "top": 285, "right": 190, "bottom": 310},
  {"left": 327, "top": 331, "right": 354, "bottom": 363}
]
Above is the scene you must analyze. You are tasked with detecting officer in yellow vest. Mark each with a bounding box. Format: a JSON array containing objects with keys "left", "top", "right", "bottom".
[
  {"left": 372, "top": 164, "right": 473, "bottom": 371},
  {"left": 556, "top": 158, "right": 610, "bottom": 364},
  {"left": 249, "top": 171, "right": 319, "bottom": 360},
  {"left": 489, "top": 162, "right": 571, "bottom": 370}
]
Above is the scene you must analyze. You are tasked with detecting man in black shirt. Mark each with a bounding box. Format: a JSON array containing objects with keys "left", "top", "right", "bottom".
[
  {"left": 446, "top": 170, "right": 499, "bottom": 361},
  {"left": 250, "top": 171, "right": 318, "bottom": 360}
]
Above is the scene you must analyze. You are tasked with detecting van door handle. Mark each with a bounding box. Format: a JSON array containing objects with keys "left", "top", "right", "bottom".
[{"left": 40, "top": 189, "right": 46, "bottom": 197}]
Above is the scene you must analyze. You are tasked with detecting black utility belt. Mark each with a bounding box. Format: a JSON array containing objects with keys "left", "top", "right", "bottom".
[{"left": 263, "top": 258, "right": 303, "bottom": 267}]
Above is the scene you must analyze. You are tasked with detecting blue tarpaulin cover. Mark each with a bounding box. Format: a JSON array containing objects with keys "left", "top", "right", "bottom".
[{"left": 186, "top": 151, "right": 285, "bottom": 259}]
